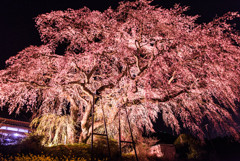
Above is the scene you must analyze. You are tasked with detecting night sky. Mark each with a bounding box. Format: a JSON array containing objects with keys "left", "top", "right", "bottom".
[{"left": 0, "top": 0, "right": 240, "bottom": 120}]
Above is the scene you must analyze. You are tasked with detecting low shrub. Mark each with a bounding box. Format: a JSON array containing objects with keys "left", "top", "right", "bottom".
[
  {"left": 91, "top": 135, "right": 119, "bottom": 160},
  {"left": 0, "top": 153, "right": 93, "bottom": 161},
  {"left": 174, "top": 134, "right": 207, "bottom": 160},
  {"left": 18, "top": 134, "right": 44, "bottom": 154},
  {"left": 0, "top": 134, "right": 44, "bottom": 155},
  {"left": 44, "top": 144, "right": 91, "bottom": 160},
  {"left": 0, "top": 134, "right": 143, "bottom": 161}
]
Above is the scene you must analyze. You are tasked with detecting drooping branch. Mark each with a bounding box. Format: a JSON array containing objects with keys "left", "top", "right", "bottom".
[
  {"left": 168, "top": 71, "right": 176, "bottom": 84},
  {"left": 151, "top": 88, "right": 188, "bottom": 103},
  {"left": 96, "top": 83, "right": 114, "bottom": 95},
  {"left": 123, "top": 88, "right": 188, "bottom": 107},
  {"left": 4, "top": 78, "right": 51, "bottom": 89},
  {"left": 86, "top": 65, "right": 98, "bottom": 83},
  {"left": 66, "top": 80, "right": 93, "bottom": 96}
]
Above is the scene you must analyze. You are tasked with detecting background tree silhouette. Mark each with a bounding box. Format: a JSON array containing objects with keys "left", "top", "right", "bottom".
[{"left": 0, "top": 0, "right": 239, "bottom": 144}]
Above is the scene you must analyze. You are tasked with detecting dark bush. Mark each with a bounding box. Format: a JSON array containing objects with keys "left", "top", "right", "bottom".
[
  {"left": 44, "top": 143, "right": 91, "bottom": 160},
  {"left": 174, "top": 134, "right": 207, "bottom": 160},
  {"left": 91, "top": 135, "right": 119, "bottom": 160},
  {"left": 18, "top": 134, "right": 44, "bottom": 154}
]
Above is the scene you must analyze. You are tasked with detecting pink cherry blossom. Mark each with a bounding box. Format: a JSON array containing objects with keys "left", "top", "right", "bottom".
[{"left": 0, "top": 0, "right": 239, "bottom": 142}]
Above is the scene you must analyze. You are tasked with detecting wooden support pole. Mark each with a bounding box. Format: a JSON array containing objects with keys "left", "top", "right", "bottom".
[
  {"left": 118, "top": 109, "right": 122, "bottom": 160},
  {"left": 125, "top": 108, "right": 139, "bottom": 161},
  {"left": 91, "top": 94, "right": 111, "bottom": 161},
  {"left": 101, "top": 103, "right": 111, "bottom": 159},
  {"left": 91, "top": 95, "right": 95, "bottom": 161}
]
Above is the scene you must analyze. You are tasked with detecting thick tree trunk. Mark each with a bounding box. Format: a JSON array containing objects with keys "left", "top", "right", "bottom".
[
  {"left": 70, "top": 108, "right": 79, "bottom": 143},
  {"left": 67, "top": 94, "right": 81, "bottom": 143},
  {"left": 79, "top": 126, "right": 90, "bottom": 143},
  {"left": 79, "top": 103, "right": 92, "bottom": 143}
]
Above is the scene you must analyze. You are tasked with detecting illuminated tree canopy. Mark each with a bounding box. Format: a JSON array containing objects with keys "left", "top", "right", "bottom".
[{"left": 0, "top": 0, "right": 240, "bottom": 144}]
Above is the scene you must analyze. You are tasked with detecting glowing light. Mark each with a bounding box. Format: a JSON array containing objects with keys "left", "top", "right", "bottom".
[
  {"left": 19, "top": 129, "right": 28, "bottom": 133},
  {"left": 0, "top": 126, "right": 28, "bottom": 133},
  {"left": 6, "top": 127, "right": 18, "bottom": 131},
  {"left": 13, "top": 133, "right": 20, "bottom": 137},
  {"left": 0, "top": 126, "right": 7, "bottom": 129}
]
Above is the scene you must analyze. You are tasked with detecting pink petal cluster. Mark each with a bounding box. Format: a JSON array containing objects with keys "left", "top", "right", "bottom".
[{"left": 0, "top": 0, "right": 240, "bottom": 141}]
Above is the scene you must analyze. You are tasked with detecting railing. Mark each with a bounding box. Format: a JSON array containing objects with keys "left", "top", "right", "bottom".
[{"left": 0, "top": 117, "right": 30, "bottom": 128}]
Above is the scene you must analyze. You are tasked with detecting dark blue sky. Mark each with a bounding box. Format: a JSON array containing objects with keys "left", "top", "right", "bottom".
[{"left": 0, "top": 0, "right": 240, "bottom": 70}]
